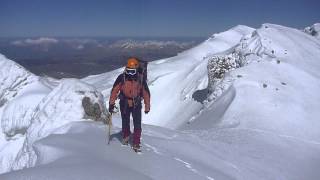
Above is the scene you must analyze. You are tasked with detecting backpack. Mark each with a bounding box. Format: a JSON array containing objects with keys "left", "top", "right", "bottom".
[{"left": 137, "top": 60, "right": 148, "bottom": 83}]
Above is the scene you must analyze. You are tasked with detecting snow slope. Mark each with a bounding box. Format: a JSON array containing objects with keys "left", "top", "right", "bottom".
[
  {"left": 0, "top": 55, "right": 51, "bottom": 173},
  {"left": 0, "top": 56, "right": 106, "bottom": 173},
  {"left": 0, "top": 23, "right": 320, "bottom": 179},
  {"left": 188, "top": 24, "right": 320, "bottom": 142},
  {"left": 2, "top": 120, "right": 319, "bottom": 180}
]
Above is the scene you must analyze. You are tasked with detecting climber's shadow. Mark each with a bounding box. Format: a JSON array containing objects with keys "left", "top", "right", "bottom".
[
  {"left": 109, "top": 131, "right": 122, "bottom": 143},
  {"left": 109, "top": 131, "right": 134, "bottom": 146}
]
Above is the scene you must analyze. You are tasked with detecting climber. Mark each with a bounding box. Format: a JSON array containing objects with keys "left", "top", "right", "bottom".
[{"left": 108, "top": 57, "right": 150, "bottom": 152}]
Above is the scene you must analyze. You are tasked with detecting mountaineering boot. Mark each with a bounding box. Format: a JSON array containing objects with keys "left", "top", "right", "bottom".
[
  {"left": 122, "top": 136, "right": 129, "bottom": 145},
  {"left": 132, "top": 144, "right": 141, "bottom": 153}
]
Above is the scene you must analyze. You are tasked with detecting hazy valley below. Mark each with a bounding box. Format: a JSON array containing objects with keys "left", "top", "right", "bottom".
[{"left": 0, "top": 37, "right": 203, "bottom": 78}]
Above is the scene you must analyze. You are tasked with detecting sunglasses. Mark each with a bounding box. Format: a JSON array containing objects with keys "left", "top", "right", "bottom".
[{"left": 125, "top": 68, "right": 137, "bottom": 75}]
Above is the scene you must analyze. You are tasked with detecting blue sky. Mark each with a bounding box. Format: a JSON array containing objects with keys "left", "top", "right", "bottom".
[{"left": 0, "top": 0, "right": 319, "bottom": 37}]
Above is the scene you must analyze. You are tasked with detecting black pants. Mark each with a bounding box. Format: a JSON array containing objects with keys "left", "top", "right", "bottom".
[{"left": 120, "top": 100, "right": 142, "bottom": 144}]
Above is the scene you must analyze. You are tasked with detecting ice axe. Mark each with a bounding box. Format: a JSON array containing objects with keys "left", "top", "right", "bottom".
[{"left": 106, "top": 112, "right": 113, "bottom": 145}]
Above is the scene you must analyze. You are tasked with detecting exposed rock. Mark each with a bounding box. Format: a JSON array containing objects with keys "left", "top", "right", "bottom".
[
  {"left": 82, "top": 96, "right": 102, "bottom": 120},
  {"left": 207, "top": 55, "right": 237, "bottom": 93}
]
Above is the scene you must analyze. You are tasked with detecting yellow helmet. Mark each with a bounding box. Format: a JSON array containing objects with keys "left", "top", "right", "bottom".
[{"left": 126, "top": 58, "right": 139, "bottom": 69}]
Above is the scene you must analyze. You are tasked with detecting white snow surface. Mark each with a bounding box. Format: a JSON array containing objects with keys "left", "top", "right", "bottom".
[{"left": 0, "top": 23, "right": 320, "bottom": 180}]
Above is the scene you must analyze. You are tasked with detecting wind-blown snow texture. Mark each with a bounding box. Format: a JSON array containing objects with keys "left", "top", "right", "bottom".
[{"left": 0, "top": 23, "right": 320, "bottom": 180}]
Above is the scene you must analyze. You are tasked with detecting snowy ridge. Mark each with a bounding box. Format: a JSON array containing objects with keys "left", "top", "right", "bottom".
[
  {"left": 12, "top": 79, "right": 105, "bottom": 170},
  {"left": 188, "top": 24, "right": 320, "bottom": 140},
  {"left": 0, "top": 54, "right": 37, "bottom": 107},
  {"left": 0, "top": 56, "right": 106, "bottom": 173},
  {"left": 205, "top": 25, "right": 278, "bottom": 102},
  {"left": 0, "top": 54, "right": 49, "bottom": 173},
  {"left": 1, "top": 23, "right": 320, "bottom": 179}
]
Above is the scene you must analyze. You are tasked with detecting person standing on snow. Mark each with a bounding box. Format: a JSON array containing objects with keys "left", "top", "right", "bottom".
[{"left": 108, "top": 57, "right": 150, "bottom": 152}]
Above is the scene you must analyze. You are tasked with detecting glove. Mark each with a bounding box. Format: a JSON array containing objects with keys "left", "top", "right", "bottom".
[
  {"left": 145, "top": 110, "right": 149, "bottom": 114},
  {"left": 108, "top": 104, "right": 114, "bottom": 113}
]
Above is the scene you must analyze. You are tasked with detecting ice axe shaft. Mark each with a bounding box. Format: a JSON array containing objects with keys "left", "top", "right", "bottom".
[{"left": 106, "top": 113, "right": 113, "bottom": 144}]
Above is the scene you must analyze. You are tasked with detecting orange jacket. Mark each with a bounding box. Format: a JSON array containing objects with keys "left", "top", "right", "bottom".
[{"left": 109, "top": 73, "right": 150, "bottom": 111}]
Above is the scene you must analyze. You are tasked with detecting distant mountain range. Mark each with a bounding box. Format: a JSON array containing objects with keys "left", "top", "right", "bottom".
[
  {"left": 0, "top": 37, "right": 203, "bottom": 78},
  {"left": 9, "top": 37, "right": 197, "bottom": 49}
]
